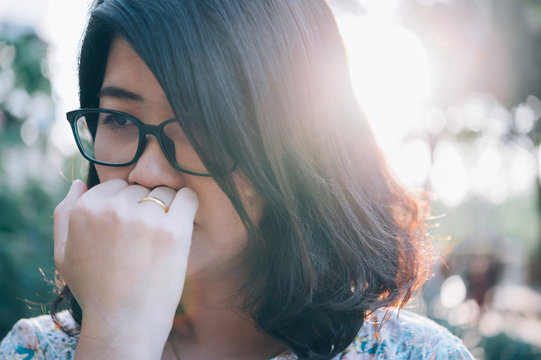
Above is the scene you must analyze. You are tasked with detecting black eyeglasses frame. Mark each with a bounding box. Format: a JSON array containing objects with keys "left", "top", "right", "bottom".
[{"left": 66, "top": 108, "right": 230, "bottom": 177}]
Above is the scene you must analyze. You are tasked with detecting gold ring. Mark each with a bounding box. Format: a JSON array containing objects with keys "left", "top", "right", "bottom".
[{"left": 138, "top": 196, "right": 169, "bottom": 213}]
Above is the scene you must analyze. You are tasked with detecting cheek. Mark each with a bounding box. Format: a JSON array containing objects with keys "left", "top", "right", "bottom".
[
  {"left": 195, "top": 187, "right": 241, "bottom": 230},
  {"left": 194, "top": 178, "right": 262, "bottom": 239}
]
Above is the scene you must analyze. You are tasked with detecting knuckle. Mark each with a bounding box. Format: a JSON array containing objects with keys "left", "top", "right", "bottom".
[
  {"left": 53, "top": 252, "right": 64, "bottom": 272},
  {"left": 53, "top": 201, "right": 67, "bottom": 220},
  {"left": 130, "top": 183, "right": 149, "bottom": 192},
  {"left": 106, "top": 178, "right": 128, "bottom": 187}
]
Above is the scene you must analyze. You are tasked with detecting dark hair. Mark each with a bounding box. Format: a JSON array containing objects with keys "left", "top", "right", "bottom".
[{"left": 51, "top": 1, "right": 431, "bottom": 359}]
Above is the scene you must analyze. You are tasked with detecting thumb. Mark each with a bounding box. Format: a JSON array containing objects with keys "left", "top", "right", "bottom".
[{"left": 54, "top": 180, "right": 88, "bottom": 269}]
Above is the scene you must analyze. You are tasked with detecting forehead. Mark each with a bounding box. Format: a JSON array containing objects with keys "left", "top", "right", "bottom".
[{"left": 100, "top": 37, "right": 171, "bottom": 112}]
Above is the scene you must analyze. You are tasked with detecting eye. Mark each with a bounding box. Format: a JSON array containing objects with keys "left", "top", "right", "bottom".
[{"left": 102, "top": 113, "right": 130, "bottom": 126}]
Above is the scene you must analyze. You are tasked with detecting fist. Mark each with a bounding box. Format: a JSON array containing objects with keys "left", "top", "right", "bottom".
[{"left": 53, "top": 179, "right": 198, "bottom": 332}]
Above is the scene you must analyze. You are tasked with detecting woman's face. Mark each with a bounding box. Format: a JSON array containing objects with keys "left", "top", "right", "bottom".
[{"left": 95, "top": 37, "right": 263, "bottom": 279}]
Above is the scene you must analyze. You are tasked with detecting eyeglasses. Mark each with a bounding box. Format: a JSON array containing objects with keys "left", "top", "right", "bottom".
[{"left": 66, "top": 108, "right": 233, "bottom": 177}]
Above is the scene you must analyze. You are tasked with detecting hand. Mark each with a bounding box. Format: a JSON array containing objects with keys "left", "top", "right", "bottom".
[{"left": 53, "top": 179, "right": 198, "bottom": 357}]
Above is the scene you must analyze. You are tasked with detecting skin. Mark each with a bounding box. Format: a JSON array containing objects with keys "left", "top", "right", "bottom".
[{"left": 54, "top": 37, "right": 286, "bottom": 360}]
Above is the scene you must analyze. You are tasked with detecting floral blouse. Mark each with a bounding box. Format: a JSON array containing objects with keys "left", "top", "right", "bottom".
[{"left": 0, "top": 309, "right": 473, "bottom": 359}]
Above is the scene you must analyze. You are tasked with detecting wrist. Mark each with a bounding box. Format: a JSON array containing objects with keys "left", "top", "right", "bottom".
[{"left": 75, "top": 311, "right": 173, "bottom": 360}]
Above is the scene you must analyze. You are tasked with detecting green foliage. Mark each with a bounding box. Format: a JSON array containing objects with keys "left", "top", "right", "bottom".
[
  {"left": 0, "top": 23, "right": 67, "bottom": 337},
  {"left": 484, "top": 333, "right": 541, "bottom": 360},
  {"left": 0, "top": 23, "right": 51, "bottom": 96},
  {"left": 525, "top": 0, "right": 541, "bottom": 33},
  {"left": 11, "top": 34, "right": 50, "bottom": 95},
  {"left": 432, "top": 194, "right": 540, "bottom": 255},
  {"left": 0, "top": 177, "right": 62, "bottom": 337}
]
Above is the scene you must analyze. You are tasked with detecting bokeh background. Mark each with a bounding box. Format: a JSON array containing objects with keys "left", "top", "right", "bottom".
[{"left": 1, "top": 0, "right": 541, "bottom": 358}]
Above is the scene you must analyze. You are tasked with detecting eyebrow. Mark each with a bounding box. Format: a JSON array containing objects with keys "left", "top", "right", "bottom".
[{"left": 96, "top": 86, "right": 145, "bottom": 102}]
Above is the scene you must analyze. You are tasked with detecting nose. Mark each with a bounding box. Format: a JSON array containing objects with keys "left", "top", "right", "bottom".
[{"left": 127, "top": 136, "right": 185, "bottom": 189}]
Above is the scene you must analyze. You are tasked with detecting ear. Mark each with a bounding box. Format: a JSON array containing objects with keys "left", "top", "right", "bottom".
[
  {"left": 242, "top": 184, "right": 255, "bottom": 198},
  {"left": 233, "top": 170, "right": 256, "bottom": 199},
  {"left": 234, "top": 171, "right": 263, "bottom": 221}
]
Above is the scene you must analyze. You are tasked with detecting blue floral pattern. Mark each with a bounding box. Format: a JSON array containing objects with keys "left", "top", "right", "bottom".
[{"left": 1, "top": 309, "right": 473, "bottom": 359}]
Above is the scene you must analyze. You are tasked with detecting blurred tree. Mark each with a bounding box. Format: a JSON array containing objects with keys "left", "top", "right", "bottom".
[
  {"left": 484, "top": 333, "right": 541, "bottom": 359},
  {"left": 522, "top": 0, "right": 541, "bottom": 291},
  {"left": 0, "top": 23, "right": 66, "bottom": 337},
  {"left": 325, "top": 0, "right": 541, "bottom": 357},
  {"left": 401, "top": 0, "right": 541, "bottom": 289}
]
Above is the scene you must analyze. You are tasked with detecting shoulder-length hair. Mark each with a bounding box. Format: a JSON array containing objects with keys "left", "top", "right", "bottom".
[{"left": 52, "top": 0, "right": 431, "bottom": 359}]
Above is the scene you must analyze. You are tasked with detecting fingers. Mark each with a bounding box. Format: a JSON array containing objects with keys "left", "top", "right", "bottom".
[
  {"left": 54, "top": 179, "right": 88, "bottom": 243},
  {"left": 53, "top": 179, "right": 88, "bottom": 270},
  {"left": 137, "top": 186, "right": 176, "bottom": 214},
  {"left": 81, "top": 178, "right": 129, "bottom": 203},
  {"left": 168, "top": 187, "right": 199, "bottom": 224},
  {"left": 55, "top": 180, "right": 198, "bottom": 258},
  {"left": 54, "top": 179, "right": 128, "bottom": 271},
  {"left": 115, "top": 184, "right": 151, "bottom": 208}
]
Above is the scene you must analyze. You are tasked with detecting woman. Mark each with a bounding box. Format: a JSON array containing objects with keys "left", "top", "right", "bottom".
[{"left": 1, "top": 0, "right": 473, "bottom": 359}]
